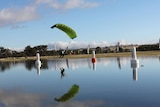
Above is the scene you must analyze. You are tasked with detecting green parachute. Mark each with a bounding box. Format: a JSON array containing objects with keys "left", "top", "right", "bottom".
[
  {"left": 51, "top": 23, "right": 77, "bottom": 39},
  {"left": 54, "top": 84, "right": 79, "bottom": 102}
]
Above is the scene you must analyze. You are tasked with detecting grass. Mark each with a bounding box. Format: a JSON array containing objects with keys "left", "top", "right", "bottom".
[{"left": 0, "top": 50, "right": 159, "bottom": 62}]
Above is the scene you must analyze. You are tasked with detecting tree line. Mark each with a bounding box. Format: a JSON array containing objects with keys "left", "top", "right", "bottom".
[{"left": 0, "top": 43, "right": 159, "bottom": 58}]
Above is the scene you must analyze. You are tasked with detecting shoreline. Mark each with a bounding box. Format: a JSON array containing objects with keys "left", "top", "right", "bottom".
[{"left": 0, "top": 51, "right": 159, "bottom": 62}]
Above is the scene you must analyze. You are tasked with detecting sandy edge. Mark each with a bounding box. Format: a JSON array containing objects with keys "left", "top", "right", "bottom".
[{"left": 0, "top": 51, "right": 159, "bottom": 62}]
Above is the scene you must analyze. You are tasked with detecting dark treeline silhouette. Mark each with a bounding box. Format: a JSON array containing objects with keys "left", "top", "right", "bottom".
[
  {"left": 0, "top": 43, "right": 159, "bottom": 58},
  {"left": 137, "top": 43, "right": 159, "bottom": 51},
  {"left": 24, "top": 45, "right": 48, "bottom": 57}
]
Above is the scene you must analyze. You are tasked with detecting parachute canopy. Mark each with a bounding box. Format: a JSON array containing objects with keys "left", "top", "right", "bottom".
[
  {"left": 54, "top": 84, "right": 79, "bottom": 102},
  {"left": 51, "top": 23, "right": 77, "bottom": 39}
]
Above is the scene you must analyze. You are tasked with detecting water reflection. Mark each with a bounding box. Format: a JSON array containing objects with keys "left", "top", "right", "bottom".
[
  {"left": 35, "top": 53, "right": 42, "bottom": 75},
  {"left": 0, "top": 61, "right": 13, "bottom": 72},
  {"left": 0, "top": 58, "right": 127, "bottom": 72},
  {"left": 53, "top": 100, "right": 105, "bottom": 107},
  {"left": 55, "top": 84, "right": 79, "bottom": 102},
  {"left": 66, "top": 58, "right": 69, "bottom": 68},
  {"left": 60, "top": 67, "right": 65, "bottom": 78},
  {"left": 117, "top": 57, "right": 121, "bottom": 70},
  {"left": 0, "top": 56, "right": 159, "bottom": 78},
  {"left": 25, "top": 60, "right": 48, "bottom": 70},
  {"left": 36, "top": 66, "right": 41, "bottom": 75},
  {"left": 0, "top": 56, "right": 160, "bottom": 107},
  {"left": 131, "top": 62, "right": 139, "bottom": 81},
  {"left": 0, "top": 89, "right": 45, "bottom": 107},
  {"left": 92, "top": 62, "right": 96, "bottom": 70},
  {"left": 0, "top": 58, "right": 136, "bottom": 71},
  {"left": 0, "top": 88, "right": 105, "bottom": 107},
  {"left": 130, "top": 46, "right": 140, "bottom": 81},
  {"left": 87, "top": 58, "right": 91, "bottom": 69}
]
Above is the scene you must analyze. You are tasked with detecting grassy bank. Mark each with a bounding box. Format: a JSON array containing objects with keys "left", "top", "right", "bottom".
[{"left": 0, "top": 51, "right": 159, "bottom": 62}]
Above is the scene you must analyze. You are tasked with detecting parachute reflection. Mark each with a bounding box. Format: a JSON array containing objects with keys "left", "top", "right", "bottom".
[{"left": 54, "top": 84, "right": 79, "bottom": 102}]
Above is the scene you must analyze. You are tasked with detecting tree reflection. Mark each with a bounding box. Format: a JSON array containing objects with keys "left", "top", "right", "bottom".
[
  {"left": 24, "top": 60, "right": 48, "bottom": 71},
  {"left": 24, "top": 60, "right": 35, "bottom": 71},
  {"left": 0, "top": 59, "right": 49, "bottom": 73},
  {"left": 0, "top": 61, "right": 12, "bottom": 72},
  {"left": 40, "top": 60, "right": 48, "bottom": 69}
]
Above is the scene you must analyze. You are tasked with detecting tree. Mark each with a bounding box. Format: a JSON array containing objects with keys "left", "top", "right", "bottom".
[
  {"left": 33, "top": 45, "right": 47, "bottom": 56},
  {"left": 0, "top": 47, "right": 12, "bottom": 58},
  {"left": 96, "top": 47, "right": 102, "bottom": 54},
  {"left": 24, "top": 45, "right": 35, "bottom": 56},
  {"left": 137, "top": 44, "right": 159, "bottom": 51}
]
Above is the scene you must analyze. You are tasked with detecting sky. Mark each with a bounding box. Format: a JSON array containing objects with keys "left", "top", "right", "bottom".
[{"left": 0, "top": 0, "right": 160, "bottom": 50}]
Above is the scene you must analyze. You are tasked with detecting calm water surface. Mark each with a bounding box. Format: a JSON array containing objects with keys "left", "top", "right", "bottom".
[{"left": 0, "top": 56, "right": 160, "bottom": 107}]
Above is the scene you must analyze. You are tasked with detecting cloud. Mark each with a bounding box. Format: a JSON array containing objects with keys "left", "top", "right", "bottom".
[
  {"left": 48, "top": 41, "right": 111, "bottom": 50},
  {"left": 0, "top": 89, "right": 45, "bottom": 107},
  {"left": 35, "top": 0, "right": 99, "bottom": 10},
  {"left": 89, "top": 41, "right": 110, "bottom": 48},
  {"left": 0, "top": 5, "right": 39, "bottom": 27},
  {"left": 48, "top": 41, "right": 69, "bottom": 50},
  {"left": 0, "top": 0, "right": 100, "bottom": 28},
  {"left": 11, "top": 24, "right": 27, "bottom": 29},
  {"left": 13, "top": 41, "right": 110, "bottom": 52},
  {"left": 0, "top": 89, "right": 105, "bottom": 107},
  {"left": 52, "top": 100, "right": 105, "bottom": 107},
  {"left": 69, "top": 41, "right": 89, "bottom": 49}
]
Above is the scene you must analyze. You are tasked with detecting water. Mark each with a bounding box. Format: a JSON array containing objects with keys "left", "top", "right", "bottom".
[{"left": 0, "top": 56, "right": 160, "bottom": 107}]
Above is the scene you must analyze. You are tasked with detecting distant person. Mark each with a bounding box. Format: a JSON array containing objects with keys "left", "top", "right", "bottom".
[{"left": 59, "top": 50, "right": 65, "bottom": 58}]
